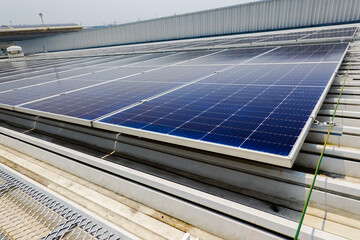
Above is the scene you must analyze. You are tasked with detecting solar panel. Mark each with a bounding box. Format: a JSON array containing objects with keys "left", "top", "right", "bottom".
[{"left": 94, "top": 43, "right": 348, "bottom": 167}]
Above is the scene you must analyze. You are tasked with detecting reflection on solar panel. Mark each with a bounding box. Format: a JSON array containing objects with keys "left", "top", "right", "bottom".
[
  {"left": 0, "top": 24, "right": 354, "bottom": 167},
  {"left": 0, "top": 67, "right": 156, "bottom": 106}
]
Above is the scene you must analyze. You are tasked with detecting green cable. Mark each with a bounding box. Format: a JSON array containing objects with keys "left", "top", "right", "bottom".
[{"left": 294, "top": 53, "right": 353, "bottom": 239}]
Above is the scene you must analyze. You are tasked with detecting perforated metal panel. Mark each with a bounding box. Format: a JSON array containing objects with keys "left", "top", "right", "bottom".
[{"left": 0, "top": 167, "right": 131, "bottom": 240}]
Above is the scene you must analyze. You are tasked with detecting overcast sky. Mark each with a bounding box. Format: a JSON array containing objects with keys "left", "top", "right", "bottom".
[{"left": 1, "top": 0, "right": 259, "bottom": 26}]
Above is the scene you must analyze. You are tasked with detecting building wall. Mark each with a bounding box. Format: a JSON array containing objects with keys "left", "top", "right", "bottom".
[{"left": 18, "top": 0, "right": 360, "bottom": 54}]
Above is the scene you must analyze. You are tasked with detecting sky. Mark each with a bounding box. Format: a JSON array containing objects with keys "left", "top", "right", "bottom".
[{"left": 0, "top": 0, "right": 259, "bottom": 26}]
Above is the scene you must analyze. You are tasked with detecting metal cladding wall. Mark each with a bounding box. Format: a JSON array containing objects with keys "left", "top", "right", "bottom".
[{"left": 18, "top": 0, "right": 360, "bottom": 54}]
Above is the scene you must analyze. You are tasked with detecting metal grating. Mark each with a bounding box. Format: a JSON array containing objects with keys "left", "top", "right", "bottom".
[{"left": 0, "top": 168, "right": 130, "bottom": 240}]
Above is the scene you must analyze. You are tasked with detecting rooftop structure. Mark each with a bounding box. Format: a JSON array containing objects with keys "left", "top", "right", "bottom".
[
  {"left": 0, "top": 24, "right": 83, "bottom": 44},
  {"left": 0, "top": 0, "right": 360, "bottom": 239}
]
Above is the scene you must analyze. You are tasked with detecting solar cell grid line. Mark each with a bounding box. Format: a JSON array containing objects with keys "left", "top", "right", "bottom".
[
  {"left": 96, "top": 42, "right": 348, "bottom": 167},
  {"left": 238, "top": 62, "right": 332, "bottom": 154},
  {"left": 196, "top": 62, "right": 321, "bottom": 86},
  {"left": 0, "top": 52, "right": 176, "bottom": 94}
]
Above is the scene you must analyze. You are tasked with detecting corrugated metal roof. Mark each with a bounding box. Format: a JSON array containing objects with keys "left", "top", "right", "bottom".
[{"left": 17, "top": 0, "right": 360, "bottom": 54}]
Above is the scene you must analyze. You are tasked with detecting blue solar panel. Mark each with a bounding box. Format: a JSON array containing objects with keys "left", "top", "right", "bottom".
[{"left": 97, "top": 43, "right": 348, "bottom": 164}]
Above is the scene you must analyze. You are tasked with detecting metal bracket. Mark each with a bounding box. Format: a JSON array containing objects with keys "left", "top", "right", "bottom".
[{"left": 311, "top": 120, "right": 343, "bottom": 135}]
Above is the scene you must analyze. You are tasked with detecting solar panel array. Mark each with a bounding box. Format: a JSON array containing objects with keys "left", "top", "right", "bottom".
[
  {"left": 0, "top": 25, "right": 356, "bottom": 167},
  {"left": 95, "top": 26, "right": 356, "bottom": 54}
]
